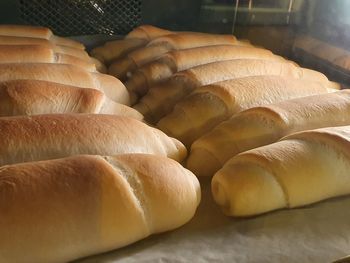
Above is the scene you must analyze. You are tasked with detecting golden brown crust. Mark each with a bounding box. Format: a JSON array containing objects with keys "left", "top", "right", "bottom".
[
  {"left": 188, "top": 90, "right": 350, "bottom": 177},
  {"left": 0, "top": 24, "right": 52, "bottom": 39},
  {"left": 0, "top": 35, "right": 89, "bottom": 60},
  {"left": 148, "top": 32, "right": 238, "bottom": 49},
  {"left": 126, "top": 45, "right": 283, "bottom": 98},
  {"left": 126, "top": 25, "right": 173, "bottom": 40},
  {"left": 0, "top": 114, "right": 187, "bottom": 166},
  {"left": 0, "top": 24, "right": 84, "bottom": 49},
  {"left": 212, "top": 125, "right": 350, "bottom": 216},
  {"left": 157, "top": 76, "right": 331, "bottom": 147},
  {"left": 0, "top": 63, "right": 130, "bottom": 104},
  {"left": 134, "top": 59, "right": 331, "bottom": 123},
  {"left": 0, "top": 79, "right": 103, "bottom": 116},
  {"left": 0, "top": 153, "right": 200, "bottom": 262},
  {"left": 90, "top": 38, "right": 147, "bottom": 64}
]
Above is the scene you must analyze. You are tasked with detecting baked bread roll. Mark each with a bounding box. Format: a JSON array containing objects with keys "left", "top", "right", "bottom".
[
  {"left": 0, "top": 63, "right": 130, "bottom": 104},
  {"left": 212, "top": 125, "right": 350, "bottom": 217},
  {"left": 147, "top": 32, "right": 240, "bottom": 49},
  {"left": 125, "top": 24, "right": 173, "bottom": 40},
  {"left": 0, "top": 45, "right": 96, "bottom": 71},
  {"left": 108, "top": 32, "right": 246, "bottom": 80},
  {"left": 188, "top": 90, "right": 350, "bottom": 177},
  {"left": 0, "top": 35, "right": 90, "bottom": 60},
  {"left": 126, "top": 45, "right": 285, "bottom": 97},
  {"left": 134, "top": 59, "right": 330, "bottom": 122},
  {"left": 0, "top": 24, "right": 84, "bottom": 49},
  {"left": 0, "top": 153, "right": 201, "bottom": 263},
  {"left": 0, "top": 114, "right": 186, "bottom": 166},
  {"left": 157, "top": 76, "right": 333, "bottom": 147},
  {"left": 108, "top": 44, "right": 173, "bottom": 81},
  {"left": 0, "top": 80, "right": 143, "bottom": 120},
  {"left": 90, "top": 38, "right": 148, "bottom": 64}
]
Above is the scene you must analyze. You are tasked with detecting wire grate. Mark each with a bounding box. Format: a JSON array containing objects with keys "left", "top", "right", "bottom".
[{"left": 19, "top": 0, "right": 142, "bottom": 36}]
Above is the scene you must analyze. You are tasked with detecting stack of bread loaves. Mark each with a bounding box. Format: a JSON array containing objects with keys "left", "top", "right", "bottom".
[
  {"left": 0, "top": 24, "right": 201, "bottom": 262},
  {"left": 92, "top": 25, "right": 350, "bottom": 223}
]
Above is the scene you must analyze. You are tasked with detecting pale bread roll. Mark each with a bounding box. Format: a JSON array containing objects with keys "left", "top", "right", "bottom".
[
  {"left": 134, "top": 59, "right": 330, "bottom": 123},
  {"left": 0, "top": 154, "right": 200, "bottom": 263},
  {"left": 0, "top": 63, "right": 130, "bottom": 104},
  {"left": 0, "top": 114, "right": 186, "bottom": 166},
  {"left": 0, "top": 80, "right": 143, "bottom": 120},
  {"left": 0, "top": 45, "right": 96, "bottom": 71},
  {"left": 188, "top": 90, "right": 350, "bottom": 177},
  {"left": 0, "top": 35, "right": 90, "bottom": 60},
  {"left": 212, "top": 125, "right": 350, "bottom": 217},
  {"left": 125, "top": 45, "right": 286, "bottom": 97},
  {"left": 0, "top": 24, "right": 84, "bottom": 49},
  {"left": 157, "top": 76, "right": 333, "bottom": 147},
  {"left": 90, "top": 38, "right": 148, "bottom": 64}
]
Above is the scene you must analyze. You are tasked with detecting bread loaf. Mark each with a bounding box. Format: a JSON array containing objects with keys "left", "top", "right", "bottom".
[
  {"left": 0, "top": 80, "right": 142, "bottom": 119},
  {"left": 0, "top": 35, "right": 90, "bottom": 60},
  {"left": 0, "top": 153, "right": 200, "bottom": 263},
  {"left": 90, "top": 38, "right": 148, "bottom": 64},
  {"left": 0, "top": 45, "right": 96, "bottom": 71},
  {"left": 0, "top": 114, "right": 186, "bottom": 166},
  {"left": 147, "top": 32, "right": 239, "bottom": 50},
  {"left": 188, "top": 90, "right": 350, "bottom": 177},
  {"left": 126, "top": 25, "right": 173, "bottom": 40},
  {"left": 212, "top": 125, "right": 350, "bottom": 216},
  {"left": 157, "top": 76, "right": 333, "bottom": 147},
  {"left": 108, "top": 44, "right": 172, "bottom": 81},
  {"left": 126, "top": 45, "right": 285, "bottom": 97},
  {"left": 0, "top": 24, "right": 84, "bottom": 49},
  {"left": 0, "top": 63, "right": 130, "bottom": 104},
  {"left": 108, "top": 32, "right": 247, "bottom": 80},
  {"left": 134, "top": 59, "right": 330, "bottom": 122}
]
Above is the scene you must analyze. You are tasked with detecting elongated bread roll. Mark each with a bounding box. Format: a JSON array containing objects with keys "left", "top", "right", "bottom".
[
  {"left": 126, "top": 45, "right": 285, "bottom": 97},
  {"left": 0, "top": 45, "right": 96, "bottom": 71},
  {"left": 212, "top": 125, "right": 350, "bottom": 217},
  {"left": 188, "top": 90, "right": 350, "bottom": 177},
  {"left": 108, "top": 32, "right": 246, "bottom": 80},
  {"left": 126, "top": 24, "right": 173, "bottom": 40},
  {"left": 157, "top": 76, "right": 333, "bottom": 147},
  {"left": 0, "top": 114, "right": 186, "bottom": 166},
  {"left": 0, "top": 24, "right": 84, "bottom": 49},
  {"left": 0, "top": 153, "right": 201, "bottom": 263},
  {"left": 108, "top": 44, "right": 172, "bottom": 81},
  {"left": 90, "top": 38, "right": 148, "bottom": 64},
  {"left": 147, "top": 32, "right": 239, "bottom": 49},
  {"left": 0, "top": 63, "right": 130, "bottom": 104},
  {"left": 0, "top": 80, "right": 142, "bottom": 120},
  {"left": 0, "top": 35, "right": 90, "bottom": 60},
  {"left": 134, "top": 59, "right": 330, "bottom": 122}
]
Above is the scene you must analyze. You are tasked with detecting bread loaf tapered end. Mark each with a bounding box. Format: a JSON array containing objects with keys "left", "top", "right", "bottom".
[{"left": 212, "top": 160, "right": 286, "bottom": 217}]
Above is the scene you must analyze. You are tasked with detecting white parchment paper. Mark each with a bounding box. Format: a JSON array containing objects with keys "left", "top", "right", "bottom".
[{"left": 75, "top": 178, "right": 350, "bottom": 263}]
